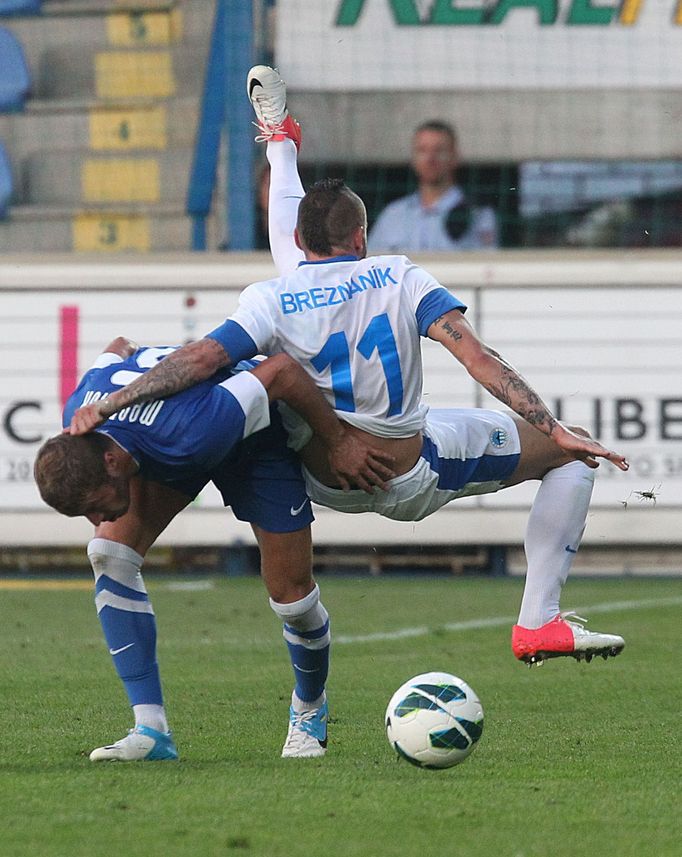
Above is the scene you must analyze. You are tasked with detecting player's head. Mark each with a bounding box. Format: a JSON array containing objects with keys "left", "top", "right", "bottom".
[
  {"left": 295, "top": 178, "right": 368, "bottom": 260},
  {"left": 411, "top": 120, "right": 459, "bottom": 187},
  {"left": 34, "top": 433, "right": 131, "bottom": 525}
]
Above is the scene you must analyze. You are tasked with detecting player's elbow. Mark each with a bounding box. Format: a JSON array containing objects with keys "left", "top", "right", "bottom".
[
  {"left": 106, "top": 336, "right": 138, "bottom": 358},
  {"left": 271, "top": 352, "right": 298, "bottom": 373},
  {"left": 251, "top": 352, "right": 299, "bottom": 402},
  {"left": 268, "top": 353, "right": 299, "bottom": 391},
  {"left": 458, "top": 342, "right": 493, "bottom": 375}
]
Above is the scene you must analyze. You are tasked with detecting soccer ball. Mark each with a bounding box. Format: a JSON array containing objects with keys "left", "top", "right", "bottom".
[{"left": 385, "top": 671, "right": 484, "bottom": 769}]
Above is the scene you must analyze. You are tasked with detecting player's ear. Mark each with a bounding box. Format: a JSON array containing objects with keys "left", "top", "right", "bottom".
[
  {"left": 103, "top": 450, "right": 120, "bottom": 477},
  {"left": 352, "top": 225, "right": 366, "bottom": 255},
  {"left": 293, "top": 227, "right": 303, "bottom": 251}
]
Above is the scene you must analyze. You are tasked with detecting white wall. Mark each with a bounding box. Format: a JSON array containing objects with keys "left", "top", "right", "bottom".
[{"left": 1, "top": 250, "right": 680, "bottom": 546}]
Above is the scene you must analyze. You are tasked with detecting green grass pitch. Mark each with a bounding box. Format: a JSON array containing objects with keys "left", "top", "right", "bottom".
[{"left": 1, "top": 575, "right": 680, "bottom": 857}]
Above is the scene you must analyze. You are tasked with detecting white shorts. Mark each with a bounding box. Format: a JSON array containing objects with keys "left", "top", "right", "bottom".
[{"left": 303, "top": 409, "right": 520, "bottom": 522}]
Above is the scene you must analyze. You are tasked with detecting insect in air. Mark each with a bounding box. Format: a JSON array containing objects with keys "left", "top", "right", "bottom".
[{"left": 620, "top": 484, "right": 661, "bottom": 509}]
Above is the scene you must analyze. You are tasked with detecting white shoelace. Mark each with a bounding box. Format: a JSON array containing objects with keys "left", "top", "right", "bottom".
[
  {"left": 253, "top": 119, "right": 286, "bottom": 143},
  {"left": 560, "top": 612, "right": 599, "bottom": 636},
  {"left": 559, "top": 611, "right": 587, "bottom": 624},
  {"left": 284, "top": 709, "right": 320, "bottom": 750}
]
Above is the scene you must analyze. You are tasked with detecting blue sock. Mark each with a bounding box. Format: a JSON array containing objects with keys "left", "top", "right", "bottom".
[
  {"left": 88, "top": 539, "right": 163, "bottom": 707},
  {"left": 270, "top": 585, "right": 330, "bottom": 704},
  {"left": 283, "top": 618, "right": 330, "bottom": 703}
]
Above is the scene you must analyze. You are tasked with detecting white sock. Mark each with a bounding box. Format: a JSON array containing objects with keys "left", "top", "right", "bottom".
[
  {"left": 88, "top": 537, "right": 145, "bottom": 589},
  {"left": 292, "top": 690, "right": 326, "bottom": 715},
  {"left": 133, "top": 704, "right": 169, "bottom": 733},
  {"left": 266, "top": 139, "right": 305, "bottom": 275},
  {"left": 269, "top": 584, "right": 329, "bottom": 632},
  {"left": 517, "top": 461, "right": 595, "bottom": 628}
]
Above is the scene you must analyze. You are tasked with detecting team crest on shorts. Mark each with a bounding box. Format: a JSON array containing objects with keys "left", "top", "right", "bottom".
[{"left": 489, "top": 428, "right": 508, "bottom": 448}]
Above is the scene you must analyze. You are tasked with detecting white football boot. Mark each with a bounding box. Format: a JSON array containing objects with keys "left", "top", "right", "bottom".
[
  {"left": 281, "top": 700, "right": 328, "bottom": 758},
  {"left": 89, "top": 725, "right": 178, "bottom": 761},
  {"left": 247, "top": 65, "right": 301, "bottom": 149},
  {"left": 512, "top": 612, "right": 625, "bottom": 667}
]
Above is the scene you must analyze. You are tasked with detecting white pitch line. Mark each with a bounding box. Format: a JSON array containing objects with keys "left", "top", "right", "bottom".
[
  {"left": 163, "top": 580, "right": 215, "bottom": 592},
  {"left": 334, "top": 595, "right": 682, "bottom": 645}
]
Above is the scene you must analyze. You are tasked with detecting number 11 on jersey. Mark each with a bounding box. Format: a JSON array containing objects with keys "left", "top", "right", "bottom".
[{"left": 311, "top": 312, "right": 404, "bottom": 417}]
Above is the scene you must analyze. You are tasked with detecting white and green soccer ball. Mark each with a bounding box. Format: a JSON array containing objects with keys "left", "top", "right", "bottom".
[{"left": 385, "top": 671, "right": 484, "bottom": 769}]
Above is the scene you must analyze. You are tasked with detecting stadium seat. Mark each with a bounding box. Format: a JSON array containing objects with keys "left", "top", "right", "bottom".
[
  {"left": 0, "top": 141, "right": 12, "bottom": 218},
  {"left": 0, "top": 28, "right": 31, "bottom": 111},
  {"left": 0, "top": 0, "right": 41, "bottom": 15}
]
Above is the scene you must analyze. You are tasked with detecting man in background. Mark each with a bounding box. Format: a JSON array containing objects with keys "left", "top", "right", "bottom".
[{"left": 368, "top": 120, "right": 498, "bottom": 253}]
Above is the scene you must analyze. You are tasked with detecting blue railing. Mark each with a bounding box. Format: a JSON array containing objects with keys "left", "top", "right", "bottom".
[{"left": 187, "top": 0, "right": 261, "bottom": 251}]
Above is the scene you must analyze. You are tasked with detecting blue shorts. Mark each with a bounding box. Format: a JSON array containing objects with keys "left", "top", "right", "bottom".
[{"left": 164, "top": 408, "right": 313, "bottom": 534}]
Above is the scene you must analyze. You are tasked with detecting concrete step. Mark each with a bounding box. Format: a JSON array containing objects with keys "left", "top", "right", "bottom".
[
  {"left": 25, "top": 147, "right": 198, "bottom": 204},
  {"left": 35, "top": 40, "right": 207, "bottom": 99},
  {"left": 7, "top": 8, "right": 182, "bottom": 73},
  {"left": 171, "top": 0, "right": 215, "bottom": 43},
  {"left": 0, "top": 96, "right": 199, "bottom": 168},
  {"left": 0, "top": 202, "right": 222, "bottom": 251},
  {"left": 43, "top": 0, "right": 176, "bottom": 14},
  {"left": 42, "top": 0, "right": 212, "bottom": 41},
  {"left": 4, "top": 0, "right": 212, "bottom": 96},
  {"left": 5, "top": 15, "right": 109, "bottom": 73}
]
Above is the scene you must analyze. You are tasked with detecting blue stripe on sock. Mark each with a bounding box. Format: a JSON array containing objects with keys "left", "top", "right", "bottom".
[
  {"left": 284, "top": 619, "right": 330, "bottom": 641},
  {"left": 421, "top": 434, "right": 519, "bottom": 491},
  {"left": 285, "top": 641, "right": 329, "bottom": 703},
  {"left": 95, "top": 574, "right": 149, "bottom": 602}
]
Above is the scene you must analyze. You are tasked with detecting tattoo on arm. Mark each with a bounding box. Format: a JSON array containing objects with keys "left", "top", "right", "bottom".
[
  {"left": 435, "top": 312, "right": 559, "bottom": 437},
  {"left": 438, "top": 317, "right": 463, "bottom": 342},
  {"left": 118, "top": 360, "right": 198, "bottom": 407},
  {"left": 104, "top": 340, "right": 228, "bottom": 415},
  {"left": 484, "top": 365, "right": 558, "bottom": 435}
]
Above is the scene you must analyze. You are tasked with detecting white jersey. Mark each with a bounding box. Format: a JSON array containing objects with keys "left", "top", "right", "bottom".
[{"left": 220, "top": 254, "right": 465, "bottom": 441}]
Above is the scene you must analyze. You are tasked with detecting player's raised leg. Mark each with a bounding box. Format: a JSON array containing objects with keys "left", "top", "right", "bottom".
[
  {"left": 88, "top": 480, "right": 189, "bottom": 760},
  {"left": 253, "top": 525, "right": 329, "bottom": 758},
  {"left": 507, "top": 419, "right": 625, "bottom": 666},
  {"left": 247, "top": 65, "right": 304, "bottom": 275}
]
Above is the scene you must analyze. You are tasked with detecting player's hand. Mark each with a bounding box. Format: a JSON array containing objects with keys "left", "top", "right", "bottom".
[
  {"left": 552, "top": 423, "right": 629, "bottom": 471},
  {"left": 68, "top": 402, "right": 110, "bottom": 436},
  {"left": 328, "top": 433, "right": 396, "bottom": 493}
]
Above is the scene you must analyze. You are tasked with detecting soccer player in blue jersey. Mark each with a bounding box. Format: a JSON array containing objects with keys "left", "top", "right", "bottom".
[
  {"left": 35, "top": 337, "right": 393, "bottom": 761},
  {"left": 68, "top": 67, "right": 630, "bottom": 669}
]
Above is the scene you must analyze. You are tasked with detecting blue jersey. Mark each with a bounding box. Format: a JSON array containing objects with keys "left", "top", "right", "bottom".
[
  {"left": 63, "top": 347, "right": 313, "bottom": 532},
  {"left": 63, "top": 347, "right": 271, "bottom": 484}
]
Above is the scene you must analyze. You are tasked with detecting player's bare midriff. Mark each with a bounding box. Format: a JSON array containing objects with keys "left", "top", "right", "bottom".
[{"left": 301, "top": 422, "right": 423, "bottom": 489}]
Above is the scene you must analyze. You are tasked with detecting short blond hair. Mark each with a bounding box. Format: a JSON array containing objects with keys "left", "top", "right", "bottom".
[{"left": 34, "top": 433, "right": 110, "bottom": 516}]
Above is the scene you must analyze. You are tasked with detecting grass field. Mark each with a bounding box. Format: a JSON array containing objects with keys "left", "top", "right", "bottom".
[{"left": 1, "top": 575, "right": 680, "bottom": 857}]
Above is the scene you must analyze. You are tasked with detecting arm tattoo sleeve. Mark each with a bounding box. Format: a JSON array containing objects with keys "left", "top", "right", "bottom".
[
  {"left": 484, "top": 364, "right": 558, "bottom": 436},
  {"left": 102, "top": 340, "right": 227, "bottom": 415},
  {"left": 436, "top": 314, "right": 558, "bottom": 437}
]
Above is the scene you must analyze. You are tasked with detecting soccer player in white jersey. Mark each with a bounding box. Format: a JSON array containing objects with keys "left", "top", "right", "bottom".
[{"left": 69, "top": 67, "right": 630, "bottom": 669}]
